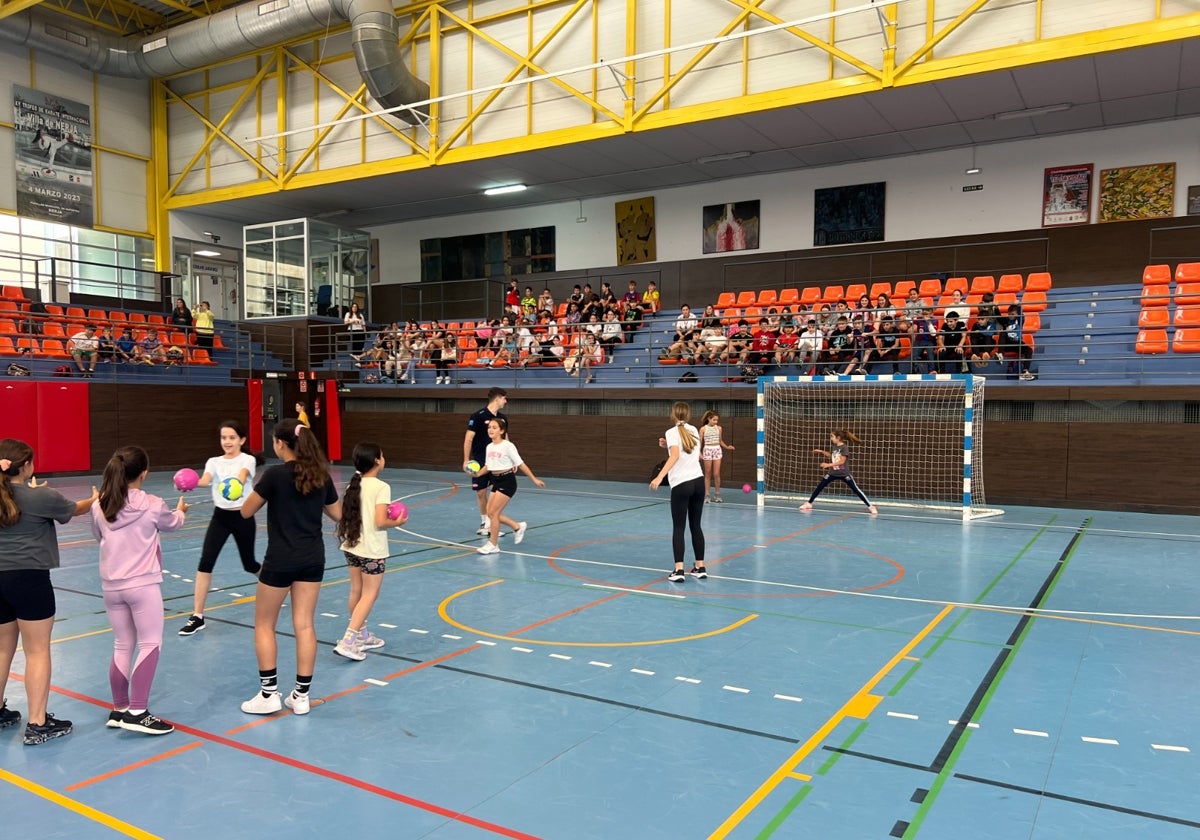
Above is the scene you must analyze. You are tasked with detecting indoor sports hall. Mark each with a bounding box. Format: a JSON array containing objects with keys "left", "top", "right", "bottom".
[{"left": 4, "top": 463, "right": 1200, "bottom": 839}]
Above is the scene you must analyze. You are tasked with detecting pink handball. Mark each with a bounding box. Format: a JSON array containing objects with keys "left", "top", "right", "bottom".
[
  {"left": 387, "top": 501, "right": 408, "bottom": 522},
  {"left": 742, "top": 483, "right": 753, "bottom": 494},
  {"left": 173, "top": 468, "right": 200, "bottom": 492}
]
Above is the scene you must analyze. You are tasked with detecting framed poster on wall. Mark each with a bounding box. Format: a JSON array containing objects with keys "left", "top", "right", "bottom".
[
  {"left": 813, "top": 182, "right": 885, "bottom": 246},
  {"left": 702, "top": 200, "right": 760, "bottom": 253},
  {"left": 1188, "top": 186, "right": 1200, "bottom": 216},
  {"left": 1097, "top": 162, "right": 1176, "bottom": 223},
  {"left": 1041, "top": 164, "right": 1092, "bottom": 227},
  {"left": 615, "top": 196, "right": 656, "bottom": 265}
]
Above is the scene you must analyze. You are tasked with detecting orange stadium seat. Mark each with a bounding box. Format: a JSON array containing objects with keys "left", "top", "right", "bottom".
[
  {"left": 1175, "top": 282, "right": 1200, "bottom": 306},
  {"left": 869, "top": 282, "right": 892, "bottom": 300},
  {"left": 996, "top": 274, "right": 1023, "bottom": 294},
  {"left": 969, "top": 276, "right": 996, "bottom": 295},
  {"left": 0, "top": 336, "right": 17, "bottom": 355},
  {"left": 1023, "top": 313, "right": 1042, "bottom": 333},
  {"left": 1173, "top": 307, "right": 1200, "bottom": 327},
  {"left": 128, "top": 312, "right": 147, "bottom": 324},
  {"left": 1024, "top": 272, "right": 1052, "bottom": 292},
  {"left": 800, "top": 287, "right": 822, "bottom": 307},
  {"left": 65, "top": 306, "right": 85, "bottom": 320},
  {"left": 189, "top": 348, "right": 218, "bottom": 365},
  {"left": 844, "top": 284, "right": 868, "bottom": 304},
  {"left": 822, "top": 285, "right": 845, "bottom": 305},
  {"left": 41, "top": 339, "right": 70, "bottom": 358},
  {"left": 779, "top": 288, "right": 800, "bottom": 305},
  {"left": 1, "top": 285, "right": 28, "bottom": 302},
  {"left": 893, "top": 280, "right": 917, "bottom": 298},
  {"left": 918, "top": 279, "right": 942, "bottom": 299},
  {"left": 42, "top": 322, "right": 66, "bottom": 338},
  {"left": 1140, "top": 284, "right": 1171, "bottom": 307},
  {"left": 17, "top": 337, "right": 39, "bottom": 355},
  {"left": 0, "top": 318, "right": 15, "bottom": 335},
  {"left": 1021, "top": 290, "right": 1047, "bottom": 312},
  {"left": 0, "top": 301, "right": 17, "bottom": 314},
  {"left": 1174, "top": 263, "right": 1200, "bottom": 283},
  {"left": 44, "top": 304, "right": 64, "bottom": 317},
  {"left": 1135, "top": 329, "right": 1169, "bottom": 355},
  {"left": 944, "top": 277, "right": 968, "bottom": 295},
  {"left": 757, "top": 289, "right": 778, "bottom": 307},
  {"left": 1173, "top": 327, "right": 1200, "bottom": 353},
  {"left": 735, "top": 291, "right": 756, "bottom": 307},
  {"left": 716, "top": 292, "right": 736, "bottom": 309},
  {"left": 148, "top": 314, "right": 167, "bottom": 326},
  {"left": 1138, "top": 308, "right": 1169, "bottom": 328},
  {"left": 87, "top": 308, "right": 107, "bottom": 322},
  {"left": 1143, "top": 265, "right": 1172, "bottom": 285}
]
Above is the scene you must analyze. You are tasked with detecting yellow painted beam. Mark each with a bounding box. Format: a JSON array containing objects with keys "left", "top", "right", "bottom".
[
  {"left": 152, "top": 78, "right": 170, "bottom": 271},
  {"left": 723, "top": 0, "right": 881, "bottom": 80},
  {"left": 894, "top": 0, "right": 991, "bottom": 77},
  {"left": 0, "top": 0, "right": 51, "bottom": 20}
]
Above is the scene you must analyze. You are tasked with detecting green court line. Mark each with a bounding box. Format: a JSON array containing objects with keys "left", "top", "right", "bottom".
[
  {"left": 816, "top": 720, "right": 870, "bottom": 776},
  {"left": 754, "top": 784, "right": 814, "bottom": 839},
  {"left": 887, "top": 659, "right": 923, "bottom": 697}
]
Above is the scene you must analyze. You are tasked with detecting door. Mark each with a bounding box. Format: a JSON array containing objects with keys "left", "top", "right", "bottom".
[{"left": 260, "top": 378, "right": 281, "bottom": 454}]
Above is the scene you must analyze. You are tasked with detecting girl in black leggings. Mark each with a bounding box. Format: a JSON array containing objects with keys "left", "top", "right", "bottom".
[
  {"left": 650, "top": 402, "right": 707, "bottom": 582},
  {"left": 799, "top": 429, "right": 878, "bottom": 516}
]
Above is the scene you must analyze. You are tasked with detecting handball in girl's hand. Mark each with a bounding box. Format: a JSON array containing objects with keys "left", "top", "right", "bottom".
[
  {"left": 466, "top": 460, "right": 481, "bottom": 474},
  {"left": 173, "top": 468, "right": 199, "bottom": 492},
  {"left": 742, "top": 483, "right": 752, "bottom": 494},
  {"left": 387, "top": 501, "right": 408, "bottom": 523},
  {"left": 219, "top": 477, "right": 244, "bottom": 501}
]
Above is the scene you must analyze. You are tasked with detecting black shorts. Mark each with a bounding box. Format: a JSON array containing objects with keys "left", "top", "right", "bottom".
[
  {"left": 259, "top": 562, "right": 324, "bottom": 588},
  {"left": 344, "top": 551, "right": 386, "bottom": 575},
  {"left": 490, "top": 472, "right": 518, "bottom": 498},
  {"left": 0, "top": 568, "right": 56, "bottom": 623}
]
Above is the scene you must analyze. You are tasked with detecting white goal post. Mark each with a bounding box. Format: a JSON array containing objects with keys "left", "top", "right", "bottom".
[{"left": 755, "top": 374, "right": 1002, "bottom": 520}]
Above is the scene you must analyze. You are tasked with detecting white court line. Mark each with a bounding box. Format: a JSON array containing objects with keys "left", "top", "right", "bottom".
[
  {"left": 887, "top": 711, "right": 919, "bottom": 720},
  {"left": 441, "top": 634, "right": 462, "bottom": 640},
  {"left": 582, "top": 583, "right": 685, "bottom": 599},
  {"left": 1013, "top": 728, "right": 1049, "bottom": 738},
  {"left": 511, "top": 646, "right": 533, "bottom": 653},
  {"left": 774, "top": 694, "right": 803, "bottom": 703},
  {"left": 363, "top": 678, "right": 388, "bottom": 686},
  {"left": 475, "top": 640, "right": 496, "bottom": 646},
  {"left": 631, "top": 668, "right": 655, "bottom": 676},
  {"left": 949, "top": 720, "right": 980, "bottom": 728},
  {"left": 589, "top": 661, "right": 612, "bottom": 668},
  {"left": 320, "top": 612, "right": 339, "bottom": 618},
  {"left": 1081, "top": 736, "right": 1119, "bottom": 745},
  {"left": 1151, "top": 744, "right": 1191, "bottom": 752},
  {"left": 675, "top": 676, "right": 701, "bottom": 684},
  {"left": 549, "top": 653, "right": 572, "bottom": 660},
  {"left": 723, "top": 685, "right": 750, "bottom": 694},
  {"left": 409, "top": 628, "right": 429, "bottom": 634},
  {"left": 378, "top": 623, "right": 398, "bottom": 629},
  {"left": 228, "top": 592, "right": 244, "bottom": 598}
]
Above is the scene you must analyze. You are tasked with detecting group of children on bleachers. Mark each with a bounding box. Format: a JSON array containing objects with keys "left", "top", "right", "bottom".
[
  {"left": 351, "top": 278, "right": 663, "bottom": 383},
  {"left": 666, "top": 286, "right": 1035, "bottom": 379}
]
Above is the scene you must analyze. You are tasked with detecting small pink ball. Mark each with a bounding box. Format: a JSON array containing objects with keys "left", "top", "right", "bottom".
[
  {"left": 742, "top": 483, "right": 752, "bottom": 493},
  {"left": 387, "top": 501, "right": 408, "bottom": 522}
]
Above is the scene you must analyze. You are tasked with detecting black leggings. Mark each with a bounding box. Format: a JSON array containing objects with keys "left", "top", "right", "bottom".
[
  {"left": 669, "top": 476, "right": 706, "bottom": 566},
  {"left": 807, "top": 474, "right": 872, "bottom": 508},
  {"left": 197, "top": 507, "right": 259, "bottom": 574}
]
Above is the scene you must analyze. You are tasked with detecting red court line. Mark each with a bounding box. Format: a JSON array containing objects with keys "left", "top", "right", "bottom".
[
  {"left": 15, "top": 674, "right": 540, "bottom": 840},
  {"left": 65, "top": 742, "right": 203, "bottom": 791}
]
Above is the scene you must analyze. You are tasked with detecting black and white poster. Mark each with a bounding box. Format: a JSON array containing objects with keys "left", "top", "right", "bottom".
[{"left": 13, "top": 85, "right": 94, "bottom": 227}]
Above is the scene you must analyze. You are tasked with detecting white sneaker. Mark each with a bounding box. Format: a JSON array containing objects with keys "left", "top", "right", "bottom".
[
  {"left": 476, "top": 524, "right": 490, "bottom": 536},
  {"left": 477, "top": 542, "right": 499, "bottom": 555},
  {"left": 1019, "top": 371, "right": 1036, "bottom": 381},
  {"left": 284, "top": 690, "right": 310, "bottom": 715},
  {"left": 356, "top": 628, "right": 385, "bottom": 650},
  {"left": 799, "top": 502, "right": 813, "bottom": 512},
  {"left": 868, "top": 505, "right": 878, "bottom": 516},
  {"left": 334, "top": 633, "right": 366, "bottom": 661},
  {"left": 514, "top": 522, "right": 528, "bottom": 545},
  {"left": 241, "top": 690, "right": 282, "bottom": 715}
]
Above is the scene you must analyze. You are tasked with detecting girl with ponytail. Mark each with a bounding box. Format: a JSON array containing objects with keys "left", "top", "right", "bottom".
[
  {"left": 0, "top": 438, "right": 96, "bottom": 744},
  {"left": 92, "top": 446, "right": 188, "bottom": 735},
  {"left": 238, "top": 419, "right": 340, "bottom": 716},
  {"left": 333, "top": 443, "right": 406, "bottom": 660},
  {"left": 650, "top": 402, "right": 707, "bottom": 582}
]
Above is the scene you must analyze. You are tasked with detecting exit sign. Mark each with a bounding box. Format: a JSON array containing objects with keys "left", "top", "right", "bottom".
[{"left": 962, "top": 184, "right": 984, "bottom": 192}]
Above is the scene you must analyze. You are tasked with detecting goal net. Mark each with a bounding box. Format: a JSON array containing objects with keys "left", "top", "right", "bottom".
[{"left": 756, "top": 374, "right": 1001, "bottom": 520}]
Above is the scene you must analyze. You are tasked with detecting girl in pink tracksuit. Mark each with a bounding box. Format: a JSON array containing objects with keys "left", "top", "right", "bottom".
[{"left": 92, "top": 446, "right": 188, "bottom": 735}]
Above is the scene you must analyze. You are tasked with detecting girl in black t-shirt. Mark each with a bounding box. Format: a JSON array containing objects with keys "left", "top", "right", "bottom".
[
  {"left": 238, "top": 419, "right": 340, "bottom": 717},
  {"left": 799, "top": 429, "right": 877, "bottom": 516}
]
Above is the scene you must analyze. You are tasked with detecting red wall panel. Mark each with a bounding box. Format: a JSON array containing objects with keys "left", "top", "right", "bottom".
[
  {"left": 246, "top": 379, "right": 263, "bottom": 452},
  {"left": 35, "top": 381, "right": 91, "bottom": 472},
  {"left": 323, "top": 380, "right": 341, "bottom": 461},
  {"left": 0, "top": 380, "right": 39, "bottom": 449}
]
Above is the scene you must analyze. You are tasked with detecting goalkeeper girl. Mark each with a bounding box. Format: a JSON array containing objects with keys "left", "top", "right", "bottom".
[{"left": 799, "top": 429, "right": 878, "bottom": 516}]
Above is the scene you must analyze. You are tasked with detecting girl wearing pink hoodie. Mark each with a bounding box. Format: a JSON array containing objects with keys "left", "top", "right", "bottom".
[{"left": 92, "top": 446, "right": 188, "bottom": 735}]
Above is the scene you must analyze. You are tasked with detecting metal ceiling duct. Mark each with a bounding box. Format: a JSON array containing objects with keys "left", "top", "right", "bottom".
[{"left": 0, "top": 0, "right": 429, "bottom": 121}]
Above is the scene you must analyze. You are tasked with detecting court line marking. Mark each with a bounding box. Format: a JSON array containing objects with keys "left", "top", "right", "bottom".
[
  {"left": 709, "top": 604, "right": 955, "bottom": 839},
  {"left": 582, "top": 583, "right": 685, "bottom": 599},
  {"left": 1151, "top": 744, "right": 1190, "bottom": 753},
  {"left": 65, "top": 741, "right": 203, "bottom": 792},
  {"left": 1013, "top": 728, "right": 1049, "bottom": 738},
  {"left": 1, "top": 766, "right": 162, "bottom": 839},
  {"left": 1082, "top": 736, "right": 1119, "bottom": 745},
  {"left": 439, "top": 580, "right": 759, "bottom": 647}
]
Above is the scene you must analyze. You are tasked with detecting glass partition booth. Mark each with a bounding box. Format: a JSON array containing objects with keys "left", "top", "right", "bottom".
[{"left": 243, "top": 219, "right": 370, "bottom": 319}]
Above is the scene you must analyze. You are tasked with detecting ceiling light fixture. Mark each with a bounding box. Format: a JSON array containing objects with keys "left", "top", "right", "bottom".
[
  {"left": 195, "top": 249, "right": 222, "bottom": 257},
  {"left": 965, "top": 147, "right": 981, "bottom": 176},
  {"left": 993, "top": 103, "right": 1073, "bottom": 121},
  {"left": 483, "top": 184, "right": 527, "bottom": 196},
  {"left": 694, "top": 151, "right": 754, "bottom": 165}
]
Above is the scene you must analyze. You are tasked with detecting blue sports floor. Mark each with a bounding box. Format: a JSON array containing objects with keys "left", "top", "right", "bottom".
[{"left": 3, "top": 467, "right": 1200, "bottom": 839}]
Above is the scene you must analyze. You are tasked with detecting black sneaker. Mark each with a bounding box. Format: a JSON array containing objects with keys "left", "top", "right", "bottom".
[
  {"left": 119, "top": 711, "right": 174, "bottom": 735},
  {"left": 106, "top": 710, "right": 125, "bottom": 729},
  {"left": 24, "top": 713, "right": 72, "bottom": 745},
  {"left": 667, "top": 569, "right": 686, "bottom": 582},
  {"left": 0, "top": 699, "right": 20, "bottom": 729},
  {"left": 178, "top": 614, "right": 205, "bottom": 636},
  {"left": 689, "top": 566, "right": 708, "bottom": 579}
]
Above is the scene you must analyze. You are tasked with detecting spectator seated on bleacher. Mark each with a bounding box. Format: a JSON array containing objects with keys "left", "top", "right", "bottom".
[
  {"left": 69, "top": 323, "right": 99, "bottom": 377},
  {"left": 910, "top": 306, "right": 938, "bottom": 372},
  {"left": 698, "top": 322, "right": 728, "bottom": 364},
  {"left": 135, "top": 328, "right": 166, "bottom": 365},
  {"left": 841, "top": 314, "right": 875, "bottom": 375},
  {"left": 662, "top": 304, "right": 699, "bottom": 362},
  {"left": 748, "top": 317, "right": 777, "bottom": 368},
  {"left": 599, "top": 309, "right": 623, "bottom": 362},
  {"left": 114, "top": 327, "right": 136, "bottom": 363},
  {"left": 823, "top": 315, "right": 855, "bottom": 373},
  {"left": 728, "top": 318, "right": 755, "bottom": 364},
  {"left": 968, "top": 307, "right": 999, "bottom": 367},
  {"left": 796, "top": 317, "right": 823, "bottom": 374},
  {"left": 622, "top": 300, "right": 642, "bottom": 338},
  {"left": 563, "top": 331, "right": 602, "bottom": 383},
  {"left": 96, "top": 326, "right": 117, "bottom": 365},
  {"left": 936, "top": 310, "right": 969, "bottom": 373},
  {"left": 641, "top": 280, "right": 660, "bottom": 316},
  {"left": 621, "top": 280, "right": 641, "bottom": 318},
  {"left": 537, "top": 288, "right": 554, "bottom": 316},
  {"left": 774, "top": 322, "right": 800, "bottom": 366},
  {"left": 997, "top": 304, "right": 1036, "bottom": 380}
]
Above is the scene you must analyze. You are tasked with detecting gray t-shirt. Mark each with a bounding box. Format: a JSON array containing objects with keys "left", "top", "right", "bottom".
[{"left": 0, "top": 483, "right": 77, "bottom": 571}]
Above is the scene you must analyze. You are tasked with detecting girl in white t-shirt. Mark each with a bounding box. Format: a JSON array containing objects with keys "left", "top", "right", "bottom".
[
  {"left": 178, "top": 421, "right": 263, "bottom": 637},
  {"left": 650, "top": 402, "right": 707, "bottom": 582},
  {"left": 472, "top": 418, "right": 545, "bottom": 555},
  {"left": 333, "top": 443, "right": 407, "bottom": 660}
]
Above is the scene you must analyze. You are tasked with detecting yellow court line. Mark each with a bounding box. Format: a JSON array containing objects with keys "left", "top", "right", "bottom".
[
  {"left": 0, "top": 767, "right": 162, "bottom": 839},
  {"left": 708, "top": 604, "right": 955, "bottom": 840},
  {"left": 439, "top": 580, "right": 759, "bottom": 647}
]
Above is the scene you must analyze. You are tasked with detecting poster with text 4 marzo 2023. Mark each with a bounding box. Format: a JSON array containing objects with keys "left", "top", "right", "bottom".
[{"left": 13, "top": 84, "right": 94, "bottom": 227}]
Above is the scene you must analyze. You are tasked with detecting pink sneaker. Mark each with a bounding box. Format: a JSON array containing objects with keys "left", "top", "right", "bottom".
[{"left": 799, "top": 502, "right": 813, "bottom": 512}]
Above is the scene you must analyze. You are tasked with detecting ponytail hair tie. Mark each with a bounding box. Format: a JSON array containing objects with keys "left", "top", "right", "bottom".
[{"left": 0, "top": 459, "right": 11, "bottom": 472}]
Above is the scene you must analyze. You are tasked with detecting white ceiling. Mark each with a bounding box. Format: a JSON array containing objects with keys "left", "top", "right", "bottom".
[{"left": 192, "top": 39, "right": 1200, "bottom": 230}]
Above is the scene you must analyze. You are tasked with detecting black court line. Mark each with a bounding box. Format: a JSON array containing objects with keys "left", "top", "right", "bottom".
[
  {"left": 929, "top": 517, "right": 1091, "bottom": 773},
  {"left": 821, "top": 746, "right": 931, "bottom": 773},
  {"left": 204, "top": 615, "right": 801, "bottom": 745}
]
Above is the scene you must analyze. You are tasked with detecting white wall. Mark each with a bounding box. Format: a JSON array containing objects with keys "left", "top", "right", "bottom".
[{"left": 370, "top": 117, "right": 1200, "bottom": 282}]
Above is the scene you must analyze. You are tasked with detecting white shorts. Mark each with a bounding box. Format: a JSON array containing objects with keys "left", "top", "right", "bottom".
[{"left": 701, "top": 445, "right": 723, "bottom": 461}]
